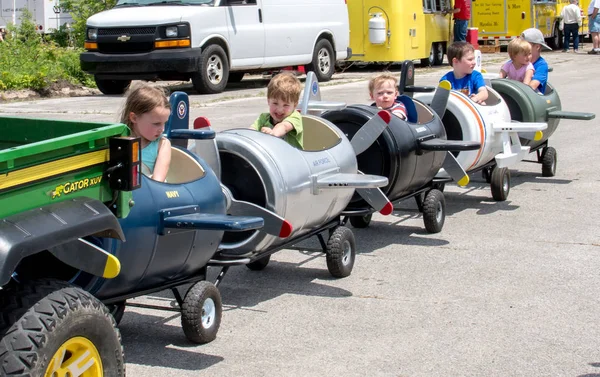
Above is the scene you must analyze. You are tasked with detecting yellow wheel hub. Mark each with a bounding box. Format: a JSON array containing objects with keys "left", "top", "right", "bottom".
[{"left": 45, "top": 336, "right": 103, "bottom": 377}]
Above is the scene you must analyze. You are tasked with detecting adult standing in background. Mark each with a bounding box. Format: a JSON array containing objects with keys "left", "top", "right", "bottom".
[
  {"left": 452, "top": 0, "right": 471, "bottom": 42},
  {"left": 560, "top": 0, "right": 582, "bottom": 52},
  {"left": 588, "top": 0, "right": 600, "bottom": 54}
]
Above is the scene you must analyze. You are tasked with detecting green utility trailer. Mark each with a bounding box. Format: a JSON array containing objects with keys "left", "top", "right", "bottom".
[{"left": 0, "top": 116, "right": 140, "bottom": 377}]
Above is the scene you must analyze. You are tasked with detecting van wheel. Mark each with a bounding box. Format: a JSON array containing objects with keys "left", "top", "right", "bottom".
[
  {"left": 95, "top": 77, "right": 131, "bottom": 95},
  {"left": 305, "top": 39, "right": 334, "bottom": 82},
  {"left": 192, "top": 44, "right": 229, "bottom": 94}
]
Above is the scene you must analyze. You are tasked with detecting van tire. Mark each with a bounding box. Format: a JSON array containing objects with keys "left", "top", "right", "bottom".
[
  {"left": 95, "top": 77, "right": 131, "bottom": 95},
  {"left": 305, "top": 39, "right": 335, "bottom": 82},
  {"left": 192, "top": 44, "right": 229, "bottom": 94},
  {"left": 549, "top": 23, "right": 562, "bottom": 50}
]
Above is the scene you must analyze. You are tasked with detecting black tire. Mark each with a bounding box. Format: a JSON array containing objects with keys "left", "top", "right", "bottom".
[
  {"left": 0, "top": 279, "right": 124, "bottom": 377},
  {"left": 192, "top": 44, "right": 229, "bottom": 94},
  {"left": 541, "top": 146, "right": 557, "bottom": 177},
  {"left": 94, "top": 77, "right": 131, "bottom": 95},
  {"left": 228, "top": 71, "right": 245, "bottom": 83},
  {"left": 422, "top": 189, "right": 445, "bottom": 234},
  {"left": 181, "top": 281, "right": 222, "bottom": 344},
  {"left": 246, "top": 255, "right": 271, "bottom": 271},
  {"left": 107, "top": 301, "right": 126, "bottom": 325},
  {"left": 490, "top": 167, "right": 510, "bottom": 201},
  {"left": 482, "top": 167, "right": 492, "bottom": 184},
  {"left": 305, "top": 38, "right": 335, "bottom": 82},
  {"left": 549, "top": 23, "right": 562, "bottom": 50},
  {"left": 433, "top": 42, "right": 444, "bottom": 66},
  {"left": 325, "top": 226, "right": 356, "bottom": 278},
  {"left": 349, "top": 214, "right": 373, "bottom": 229}
]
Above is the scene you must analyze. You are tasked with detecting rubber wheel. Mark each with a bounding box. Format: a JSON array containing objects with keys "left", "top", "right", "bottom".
[
  {"left": 94, "top": 77, "right": 131, "bottom": 95},
  {"left": 422, "top": 189, "right": 445, "bottom": 233},
  {"left": 304, "top": 39, "right": 335, "bottom": 82},
  {"left": 0, "top": 279, "right": 124, "bottom": 376},
  {"left": 541, "top": 146, "right": 557, "bottom": 177},
  {"left": 192, "top": 44, "right": 229, "bottom": 94},
  {"left": 181, "top": 281, "right": 222, "bottom": 344},
  {"left": 482, "top": 167, "right": 492, "bottom": 184},
  {"left": 228, "top": 71, "right": 245, "bottom": 83},
  {"left": 549, "top": 23, "right": 562, "bottom": 50},
  {"left": 325, "top": 226, "right": 356, "bottom": 278},
  {"left": 107, "top": 301, "right": 126, "bottom": 325},
  {"left": 246, "top": 255, "right": 271, "bottom": 271},
  {"left": 490, "top": 167, "right": 510, "bottom": 201},
  {"left": 349, "top": 214, "right": 373, "bottom": 229},
  {"left": 433, "top": 42, "right": 444, "bottom": 66}
]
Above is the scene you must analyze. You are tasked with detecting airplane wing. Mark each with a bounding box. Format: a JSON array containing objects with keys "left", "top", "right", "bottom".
[
  {"left": 227, "top": 198, "right": 293, "bottom": 238},
  {"left": 314, "top": 173, "right": 388, "bottom": 190},
  {"left": 160, "top": 212, "right": 264, "bottom": 235},
  {"left": 418, "top": 138, "right": 480, "bottom": 152},
  {"left": 547, "top": 110, "right": 596, "bottom": 120},
  {"left": 492, "top": 121, "right": 547, "bottom": 134}
]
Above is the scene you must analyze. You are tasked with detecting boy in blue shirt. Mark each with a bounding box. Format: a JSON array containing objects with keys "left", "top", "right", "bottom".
[
  {"left": 440, "top": 41, "right": 489, "bottom": 104},
  {"left": 520, "top": 28, "right": 551, "bottom": 94}
]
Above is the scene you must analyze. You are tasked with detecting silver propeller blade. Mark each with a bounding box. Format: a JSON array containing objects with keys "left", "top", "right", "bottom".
[
  {"left": 442, "top": 152, "right": 470, "bottom": 187},
  {"left": 430, "top": 80, "right": 451, "bottom": 119},
  {"left": 350, "top": 110, "right": 392, "bottom": 156}
]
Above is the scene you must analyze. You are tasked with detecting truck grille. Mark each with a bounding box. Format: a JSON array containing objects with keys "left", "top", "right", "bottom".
[
  {"left": 98, "top": 27, "right": 156, "bottom": 36},
  {"left": 98, "top": 42, "right": 155, "bottom": 54}
]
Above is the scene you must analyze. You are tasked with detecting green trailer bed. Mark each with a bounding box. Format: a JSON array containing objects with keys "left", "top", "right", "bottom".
[{"left": 0, "top": 116, "right": 132, "bottom": 218}]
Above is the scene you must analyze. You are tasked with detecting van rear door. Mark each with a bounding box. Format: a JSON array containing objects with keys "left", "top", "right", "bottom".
[
  {"left": 224, "top": 0, "right": 265, "bottom": 68},
  {"left": 472, "top": 0, "right": 507, "bottom": 36}
]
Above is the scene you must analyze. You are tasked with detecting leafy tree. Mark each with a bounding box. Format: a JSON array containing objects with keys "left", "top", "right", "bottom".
[{"left": 60, "top": 0, "right": 117, "bottom": 47}]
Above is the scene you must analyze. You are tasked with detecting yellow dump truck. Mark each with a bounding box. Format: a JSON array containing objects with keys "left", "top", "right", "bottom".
[
  {"left": 471, "top": 0, "right": 590, "bottom": 49},
  {"left": 347, "top": 0, "right": 453, "bottom": 66}
]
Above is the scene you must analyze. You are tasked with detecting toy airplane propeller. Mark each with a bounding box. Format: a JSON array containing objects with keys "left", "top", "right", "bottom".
[
  {"left": 416, "top": 80, "right": 479, "bottom": 186},
  {"left": 298, "top": 72, "right": 393, "bottom": 215}
]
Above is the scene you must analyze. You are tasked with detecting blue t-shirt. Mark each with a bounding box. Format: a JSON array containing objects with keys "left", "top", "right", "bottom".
[
  {"left": 142, "top": 137, "right": 161, "bottom": 173},
  {"left": 532, "top": 56, "right": 548, "bottom": 94},
  {"left": 440, "top": 70, "right": 486, "bottom": 96}
]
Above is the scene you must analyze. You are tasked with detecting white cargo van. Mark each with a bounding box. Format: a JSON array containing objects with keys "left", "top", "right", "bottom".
[{"left": 80, "top": 0, "right": 350, "bottom": 95}]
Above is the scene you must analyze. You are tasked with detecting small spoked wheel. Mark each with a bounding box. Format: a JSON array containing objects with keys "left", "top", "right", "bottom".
[
  {"left": 541, "top": 146, "right": 557, "bottom": 177},
  {"left": 246, "top": 255, "right": 271, "bottom": 271},
  {"left": 422, "top": 189, "right": 446, "bottom": 233},
  {"left": 181, "top": 281, "right": 222, "bottom": 344},
  {"left": 325, "top": 226, "right": 356, "bottom": 278},
  {"left": 490, "top": 166, "right": 510, "bottom": 201},
  {"left": 46, "top": 336, "right": 104, "bottom": 377},
  {"left": 349, "top": 214, "right": 373, "bottom": 229}
]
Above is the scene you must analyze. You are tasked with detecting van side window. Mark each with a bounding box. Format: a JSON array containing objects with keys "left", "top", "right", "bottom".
[{"left": 224, "top": 0, "right": 257, "bottom": 5}]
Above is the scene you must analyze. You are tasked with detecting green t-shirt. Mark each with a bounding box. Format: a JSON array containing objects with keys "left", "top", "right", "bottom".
[{"left": 250, "top": 110, "right": 304, "bottom": 149}]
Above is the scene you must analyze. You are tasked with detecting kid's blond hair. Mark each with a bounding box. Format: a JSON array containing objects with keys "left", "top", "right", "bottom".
[
  {"left": 368, "top": 72, "right": 398, "bottom": 94},
  {"left": 508, "top": 37, "right": 532, "bottom": 60},
  {"left": 267, "top": 72, "right": 302, "bottom": 104},
  {"left": 120, "top": 82, "right": 170, "bottom": 131}
]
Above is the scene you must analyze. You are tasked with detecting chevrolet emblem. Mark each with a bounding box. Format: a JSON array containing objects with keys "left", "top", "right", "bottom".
[{"left": 117, "top": 35, "right": 131, "bottom": 42}]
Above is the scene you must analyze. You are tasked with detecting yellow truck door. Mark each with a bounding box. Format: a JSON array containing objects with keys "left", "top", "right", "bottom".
[{"left": 506, "top": 0, "right": 531, "bottom": 37}]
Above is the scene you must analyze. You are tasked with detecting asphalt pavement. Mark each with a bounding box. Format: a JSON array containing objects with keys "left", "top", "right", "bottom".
[{"left": 1, "top": 50, "right": 599, "bottom": 377}]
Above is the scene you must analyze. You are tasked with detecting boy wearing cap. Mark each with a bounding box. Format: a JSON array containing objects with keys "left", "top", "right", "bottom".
[{"left": 520, "top": 28, "right": 552, "bottom": 94}]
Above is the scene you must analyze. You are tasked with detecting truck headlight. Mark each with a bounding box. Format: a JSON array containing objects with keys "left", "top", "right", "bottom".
[
  {"left": 87, "top": 28, "right": 98, "bottom": 40},
  {"left": 165, "top": 26, "right": 178, "bottom": 38}
]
